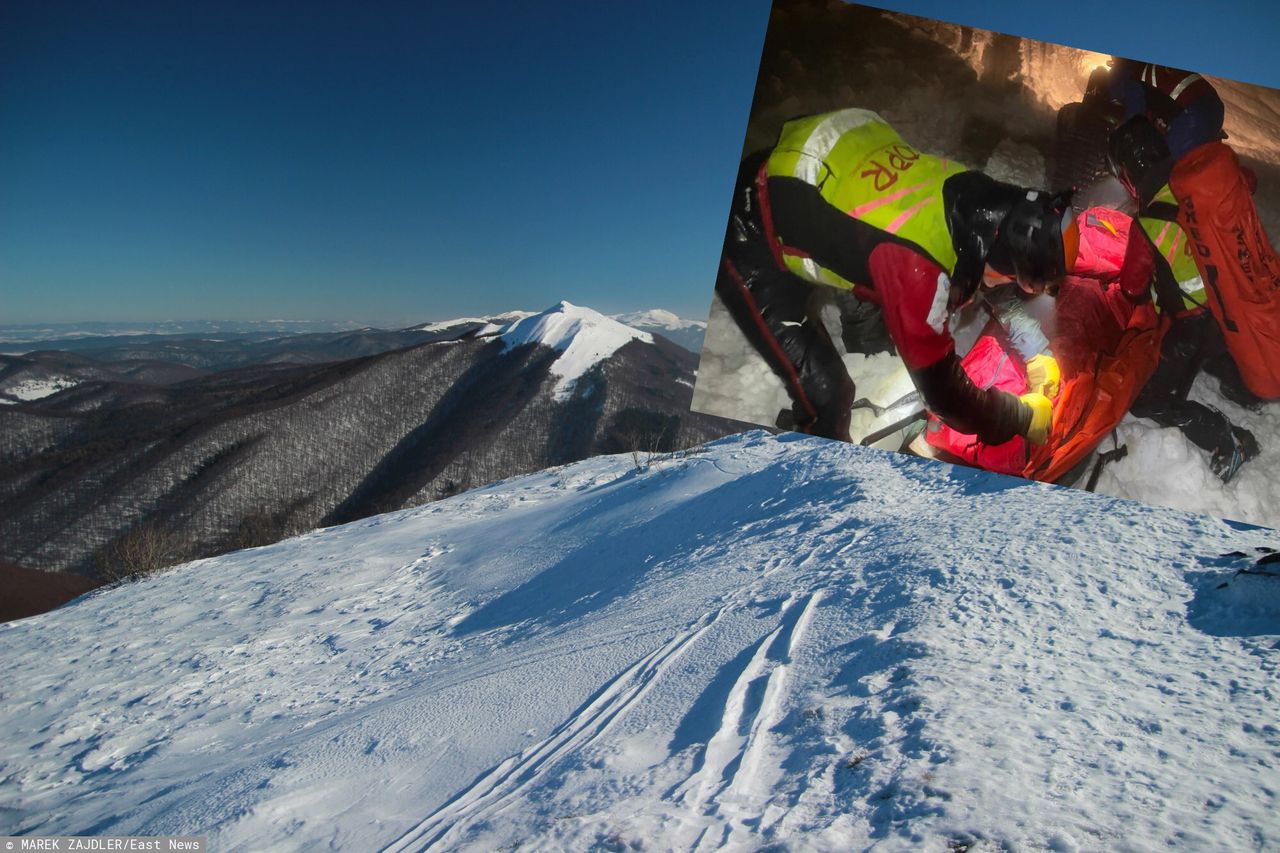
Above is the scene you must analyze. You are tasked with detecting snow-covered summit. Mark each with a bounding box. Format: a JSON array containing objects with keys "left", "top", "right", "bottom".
[
  {"left": 612, "top": 308, "right": 708, "bottom": 353},
  {"left": 2, "top": 433, "right": 1276, "bottom": 850},
  {"left": 410, "top": 310, "right": 534, "bottom": 335},
  {"left": 500, "top": 301, "right": 653, "bottom": 400},
  {"left": 611, "top": 309, "right": 707, "bottom": 331}
]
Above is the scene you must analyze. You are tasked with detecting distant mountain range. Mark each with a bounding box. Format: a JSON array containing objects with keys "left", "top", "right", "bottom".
[
  {"left": 0, "top": 303, "right": 735, "bottom": 577},
  {"left": 610, "top": 310, "right": 707, "bottom": 353},
  {"left": 0, "top": 319, "right": 373, "bottom": 345},
  {"left": 0, "top": 309, "right": 707, "bottom": 407}
]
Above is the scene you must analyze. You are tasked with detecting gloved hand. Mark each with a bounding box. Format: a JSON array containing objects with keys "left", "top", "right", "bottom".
[
  {"left": 1025, "top": 354, "right": 1061, "bottom": 399},
  {"left": 1019, "top": 392, "right": 1054, "bottom": 444}
]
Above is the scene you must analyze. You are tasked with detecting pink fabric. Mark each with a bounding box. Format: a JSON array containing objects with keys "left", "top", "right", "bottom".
[{"left": 1070, "top": 206, "right": 1133, "bottom": 281}]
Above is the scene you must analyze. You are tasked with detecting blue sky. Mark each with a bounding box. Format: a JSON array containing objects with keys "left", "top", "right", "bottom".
[{"left": 2, "top": 0, "right": 1278, "bottom": 325}]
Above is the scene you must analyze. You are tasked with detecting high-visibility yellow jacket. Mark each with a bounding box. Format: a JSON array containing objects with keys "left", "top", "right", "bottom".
[
  {"left": 1138, "top": 183, "right": 1205, "bottom": 312},
  {"left": 765, "top": 109, "right": 965, "bottom": 289}
]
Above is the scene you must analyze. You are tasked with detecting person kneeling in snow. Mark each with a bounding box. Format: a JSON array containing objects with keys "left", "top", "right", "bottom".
[
  {"left": 1108, "top": 58, "right": 1224, "bottom": 163},
  {"left": 715, "top": 108, "right": 1076, "bottom": 446},
  {"left": 1108, "top": 117, "right": 1260, "bottom": 482}
]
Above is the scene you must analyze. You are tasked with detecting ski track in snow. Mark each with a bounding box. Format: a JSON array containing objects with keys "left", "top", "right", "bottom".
[
  {"left": 2, "top": 433, "right": 1278, "bottom": 851},
  {"left": 385, "top": 609, "right": 723, "bottom": 852}
]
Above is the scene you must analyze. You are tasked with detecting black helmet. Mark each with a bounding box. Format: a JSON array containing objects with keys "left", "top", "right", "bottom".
[
  {"left": 996, "top": 191, "right": 1078, "bottom": 292},
  {"left": 1108, "top": 116, "right": 1172, "bottom": 207}
]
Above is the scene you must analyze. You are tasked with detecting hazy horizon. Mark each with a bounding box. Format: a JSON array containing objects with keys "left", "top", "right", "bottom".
[
  {"left": 5, "top": 0, "right": 1279, "bottom": 326},
  {"left": 0, "top": 305, "right": 710, "bottom": 345}
]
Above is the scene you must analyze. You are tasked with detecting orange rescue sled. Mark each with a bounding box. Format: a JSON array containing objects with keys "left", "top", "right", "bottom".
[
  {"left": 1024, "top": 297, "right": 1166, "bottom": 484},
  {"left": 926, "top": 205, "right": 1169, "bottom": 485},
  {"left": 1171, "top": 141, "right": 1280, "bottom": 399}
]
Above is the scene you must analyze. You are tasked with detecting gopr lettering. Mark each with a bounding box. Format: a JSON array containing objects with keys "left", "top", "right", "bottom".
[
  {"left": 860, "top": 143, "right": 921, "bottom": 192},
  {"left": 887, "top": 143, "right": 919, "bottom": 171},
  {"left": 860, "top": 160, "right": 897, "bottom": 192}
]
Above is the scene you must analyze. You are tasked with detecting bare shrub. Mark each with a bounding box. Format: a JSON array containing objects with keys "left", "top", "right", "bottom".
[{"left": 96, "top": 522, "right": 190, "bottom": 583}]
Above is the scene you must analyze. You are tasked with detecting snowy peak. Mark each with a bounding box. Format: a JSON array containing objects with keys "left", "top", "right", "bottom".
[
  {"left": 611, "top": 309, "right": 706, "bottom": 332},
  {"left": 611, "top": 309, "right": 708, "bottom": 354},
  {"left": 500, "top": 302, "right": 653, "bottom": 400},
  {"left": 410, "top": 311, "right": 535, "bottom": 335},
  {"left": 501, "top": 302, "right": 651, "bottom": 353},
  {"left": 409, "top": 306, "right": 706, "bottom": 353}
]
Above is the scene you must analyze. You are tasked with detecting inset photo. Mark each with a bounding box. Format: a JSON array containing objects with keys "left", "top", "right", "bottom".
[{"left": 691, "top": 0, "right": 1280, "bottom": 527}]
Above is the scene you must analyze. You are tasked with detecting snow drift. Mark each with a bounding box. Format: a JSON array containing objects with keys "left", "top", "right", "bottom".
[{"left": 2, "top": 433, "right": 1276, "bottom": 850}]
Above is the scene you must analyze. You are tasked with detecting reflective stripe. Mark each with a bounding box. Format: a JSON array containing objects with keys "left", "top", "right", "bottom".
[
  {"left": 849, "top": 179, "right": 931, "bottom": 218},
  {"left": 885, "top": 197, "right": 934, "bottom": 234},
  {"left": 781, "top": 248, "right": 831, "bottom": 286},
  {"left": 1166, "top": 229, "right": 1182, "bottom": 265},
  {"left": 1140, "top": 211, "right": 1201, "bottom": 308},
  {"left": 925, "top": 272, "right": 950, "bottom": 335},
  {"left": 794, "top": 109, "right": 880, "bottom": 184},
  {"left": 1169, "top": 72, "right": 1203, "bottom": 101},
  {"left": 1156, "top": 221, "right": 1173, "bottom": 259}
]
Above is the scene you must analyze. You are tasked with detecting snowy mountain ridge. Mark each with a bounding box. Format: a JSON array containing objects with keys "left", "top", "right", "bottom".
[
  {"left": 2, "top": 301, "right": 733, "bottom": 575},
  {"left": 410, "top": 311, "right": 535, "bottom": 334},
  {"left": 611, "top": 309, "right": 709, "bottom": 354},
  {"left": 500, "top": 301, "right": 654, "bottom": 400},
  {"left": 0, "top": 375, "right": 80, "bottom": 404},
  {"left": 611, "top": 309, "right": 708, "bottom": 332},
  {"left": 2, "top": 432, "right": 1275, "bottom": 850},
  {"left": 410, "top": 306, "right": 708, "bottom": 354}
]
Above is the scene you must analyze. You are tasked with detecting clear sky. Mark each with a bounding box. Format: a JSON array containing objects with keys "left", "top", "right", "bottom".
[{"left": 2, "top": 0, "right": 1278, "bottom": 326}]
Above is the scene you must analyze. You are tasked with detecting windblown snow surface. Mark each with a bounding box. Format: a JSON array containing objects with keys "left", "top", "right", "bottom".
[
  {"left": 2, "top": 433, "right": 1277, "bottom": 851},
  {"left": 501, "top": 302, "right": 654, "bottom": 400}
]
